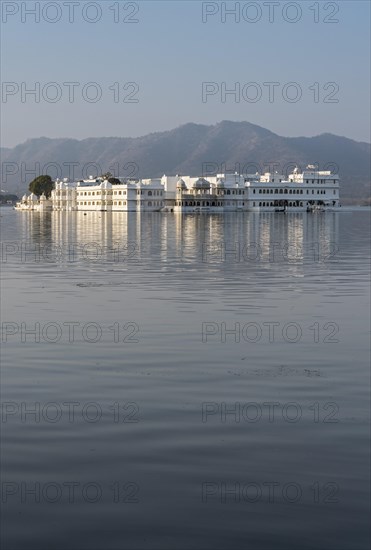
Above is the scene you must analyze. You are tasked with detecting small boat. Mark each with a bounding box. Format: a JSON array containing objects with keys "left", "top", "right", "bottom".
[{"left": 194, "top": 207, "right": 210, "bottom": 213}]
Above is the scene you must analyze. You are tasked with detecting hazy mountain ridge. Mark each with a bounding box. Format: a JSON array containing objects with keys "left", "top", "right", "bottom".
[{"left": 1, "top": 121, "right": 370, "bottom": 199}]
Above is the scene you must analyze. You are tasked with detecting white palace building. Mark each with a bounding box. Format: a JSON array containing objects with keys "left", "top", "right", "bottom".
[{"left": 15, "top": 166, "right": 340, "bottom": 213}]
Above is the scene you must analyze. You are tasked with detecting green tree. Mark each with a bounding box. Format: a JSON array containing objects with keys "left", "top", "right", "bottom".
[
  {"left": 108, "top": 177, "right": 121, "bottom": 185},
  {"left": 28, "top": 175, "right": 54, "bottom": 198},
  {"left": 101, "top": 172, "right": 121, "bottom": 184},
  {"left": 101, "top": 172, "right": 113, "bottom": 180}
]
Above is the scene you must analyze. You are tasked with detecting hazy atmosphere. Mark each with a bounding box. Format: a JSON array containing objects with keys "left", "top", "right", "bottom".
[
  {"left": 1, "top": 2, "right": 370, "bottom": 550},
  {"left": 1, "top": 1, "right": 370, "bottom": 146}
]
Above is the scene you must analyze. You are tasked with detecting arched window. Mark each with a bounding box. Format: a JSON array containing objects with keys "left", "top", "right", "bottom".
[{"left": 148, "top": 191, "right": 152, "bottom": 196}]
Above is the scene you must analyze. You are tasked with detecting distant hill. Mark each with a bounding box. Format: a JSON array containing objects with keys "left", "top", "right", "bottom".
[
  {"left": 1, "top": 121, "right": 370, "bottom": 200},
  {"left": 0, "top": 192, "right": 18, "bottom": 204}
]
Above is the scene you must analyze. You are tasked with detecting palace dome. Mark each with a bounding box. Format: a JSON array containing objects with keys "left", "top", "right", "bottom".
[
  {"left": 176, "top": 178, "right": 187, "bottom": 189},
  {"left": 193, "top": 178, "right": 210, "bottom": 189}
]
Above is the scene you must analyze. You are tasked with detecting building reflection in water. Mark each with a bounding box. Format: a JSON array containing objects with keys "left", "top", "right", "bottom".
[{"left": 21, "top": 211, "right": 340, "bottom": 268}]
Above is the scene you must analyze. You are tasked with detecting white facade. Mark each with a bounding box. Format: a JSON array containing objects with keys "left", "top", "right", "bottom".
[
  {"left": 15, "top": 166, "right": 340, "bottom": 213},
  {"left": 245, "top": 167, "right": 340, "bottom": 212},
  {"left": 15, "top": 192, "right": 53, "bottom": 211},
  {"left": 172, "top": 168, "right": 340, "bottom": 212},
  {"left": 49, "top": 176, "right": 165, "bottom": 212}
]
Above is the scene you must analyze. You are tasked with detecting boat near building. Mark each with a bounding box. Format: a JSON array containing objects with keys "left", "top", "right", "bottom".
[{"left": 15, "top": 166, "right": 340, "bottom": 213}]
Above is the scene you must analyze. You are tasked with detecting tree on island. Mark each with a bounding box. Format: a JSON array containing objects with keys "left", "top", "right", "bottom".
[
  {"left": 28, "top": 175, "right": 54, "bottom": 198},
  {"left": 101, "top": 172, "right": 120, "bottom": 185}
]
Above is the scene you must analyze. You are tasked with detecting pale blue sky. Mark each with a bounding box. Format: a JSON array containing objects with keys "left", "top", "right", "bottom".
[{"left": 1, "top": 0, "right": 370, "bottom": 146}]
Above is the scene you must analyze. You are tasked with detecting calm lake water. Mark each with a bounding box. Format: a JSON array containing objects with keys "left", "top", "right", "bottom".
[{"left": 1, "top": 208, "right": 370, "bottom": 550}]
